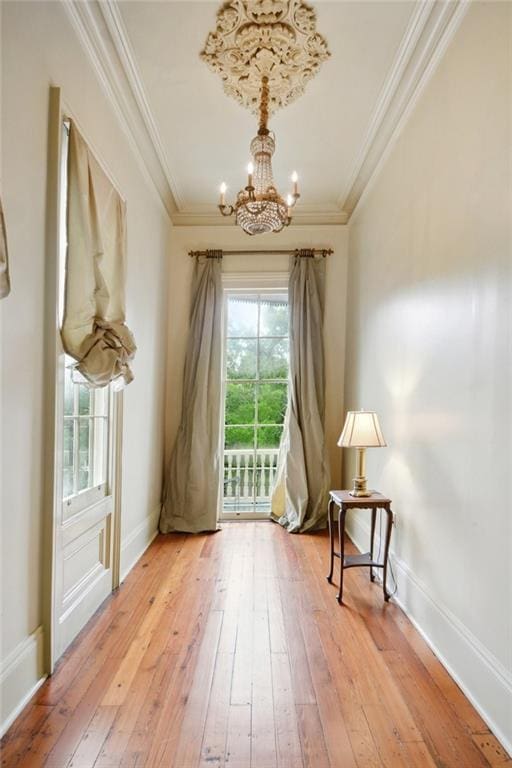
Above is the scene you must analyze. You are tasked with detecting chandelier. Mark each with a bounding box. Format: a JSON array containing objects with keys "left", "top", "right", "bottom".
[{"left": 218, "top": 76, "right": 300, "bottom": 235}]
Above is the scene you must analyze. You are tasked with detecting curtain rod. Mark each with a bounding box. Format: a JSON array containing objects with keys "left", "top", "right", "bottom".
[{"left": 188, "top": 248, "right": 333, "bottom": 258}]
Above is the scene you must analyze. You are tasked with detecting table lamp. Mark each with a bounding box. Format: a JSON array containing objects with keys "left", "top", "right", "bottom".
[{"left": 338, "top": 410, "right": 386, "bottom": 497}]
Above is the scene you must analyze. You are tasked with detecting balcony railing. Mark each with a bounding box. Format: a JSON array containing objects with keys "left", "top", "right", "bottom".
[{"left": 223, "top": 448, "right": 280, "bottom": 512}]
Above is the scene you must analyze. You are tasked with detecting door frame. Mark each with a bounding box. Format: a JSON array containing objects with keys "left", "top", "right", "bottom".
[
  {"left": 219, "top": 271, "right": 289, "bottom": 522},
  {"left": 43, "top": 87, "right": 123, "bottom": 672}
]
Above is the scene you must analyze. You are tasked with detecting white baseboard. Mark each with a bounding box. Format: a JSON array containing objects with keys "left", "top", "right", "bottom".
[
  {"left": 0, "top": 626, "right": 46, "bottom": 737},
  {"left": 120, "top": 505, "right": 160, "bottom": 582},
  {"left": 346, "top": 512, "right": 512, "bottom": 757}
]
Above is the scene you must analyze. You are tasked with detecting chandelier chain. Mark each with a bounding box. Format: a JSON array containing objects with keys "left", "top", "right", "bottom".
[{"left": 259, "top": 77, "right": 270, "bottom": 136}]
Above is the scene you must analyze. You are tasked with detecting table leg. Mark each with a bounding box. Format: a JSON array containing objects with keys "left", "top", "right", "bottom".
[
  {"left": 383, "top": 507, "right": 393, "bottom": 601},
  {"left": 336, "top": 506, "right": 346, "bottom": 604},
  {"left": 370, "top": 507, "right": 377, "bottom": 582},
  {"left": 326, "top": 498, "right": 335, "bottom": 583}
]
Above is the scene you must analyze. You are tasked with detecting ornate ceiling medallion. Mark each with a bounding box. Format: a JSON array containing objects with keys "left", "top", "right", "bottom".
[{"left": 200, "top": 0, "right": 330, "bottom": 115}]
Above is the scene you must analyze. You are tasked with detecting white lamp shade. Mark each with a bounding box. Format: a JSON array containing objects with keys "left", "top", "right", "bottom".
[{"left": 337, "top": 411, "right": 386, "bottom": 448}]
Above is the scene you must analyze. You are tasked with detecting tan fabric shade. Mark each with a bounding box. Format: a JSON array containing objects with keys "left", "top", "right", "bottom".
[
  {"left": 338, "top": 411, "right": 386, "bottom": 447},
  {"left": 0, "top": 196, "right": 10, "bottom": 299},
  {"left": 61, "top": 122, "right": 136, "bottom": 387}
]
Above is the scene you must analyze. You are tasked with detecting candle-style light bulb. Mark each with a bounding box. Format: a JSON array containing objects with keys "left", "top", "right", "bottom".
[
  {"left": 220, "top": 182, "right": 227, "bottom": 206},
  {"left": 291, "top": 171, "right": 299, "bottom": 196},
  {"left": 247, "top": 162, "right": 254, "bottom": 187},
  {"left": 287, "top": 193, "right": 293, "bottom": 217}
]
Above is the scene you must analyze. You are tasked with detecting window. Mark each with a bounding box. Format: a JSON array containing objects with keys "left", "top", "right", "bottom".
[
  {"left": 223, "top": 291, "right": 289, "bottom": 516},
  {"left": 62, "top": 355, "right": 109, "bottom": 508},
  {"left": 59, "top": 124, "right": 110, "bottom": 514}
]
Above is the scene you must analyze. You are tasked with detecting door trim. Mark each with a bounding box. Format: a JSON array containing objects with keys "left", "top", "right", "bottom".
[
  {"left": 43, "top": 85, "right": 63, "bottom": 674},
  {"left": 219, "top": 273, "right": 289, "bottom": 523}
]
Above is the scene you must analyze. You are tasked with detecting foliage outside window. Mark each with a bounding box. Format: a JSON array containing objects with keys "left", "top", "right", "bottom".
[{"left": 224, "top": 294, "right": 288, "bottom": 450}]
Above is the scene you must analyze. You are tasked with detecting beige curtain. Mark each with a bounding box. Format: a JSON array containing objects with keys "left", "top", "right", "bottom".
[
  {"left": 271, "top": 255, "right": 330, "bottom": 532},
  {"left": 61, "top": 122, "right": 136, "bottom": 387},
  {"left": 0, "top": 196, "right": 10, "bottom": 299},
  {"left": 160, "top": 256, "right": 223, "bottom": 534}
]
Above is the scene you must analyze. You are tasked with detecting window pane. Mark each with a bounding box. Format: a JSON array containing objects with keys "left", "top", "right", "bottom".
[
  {"left": 226, "top": 338, "right": 257, "bottom": 380},
  {"left": 257, "top": 383, "right": 288, "bottom": 424},
  {"left": 225, "top": 426, "right": 254, "bottom": 451},
  {"left": 63, "top": 419, "right": 75, "bottom": 497},
  {"left": 225, "top": 382, "right": 255, "bottom": 425},
  {"left": 78, "top": 385, "right": 91, "bottom": 415},
  {"left": 259, "top": 338, "right": 289, "bottom": 379},
  {"left": 257, "top": 425, "right": 283, "bottom": 450},
  {"left": 259, "top": 296, "right": 288, "bottom": 337},
  {"left": 78, "top": 419, "right": 91, "bottom": 491},
  {"left": 64, "top": 366, "right": 74, "bottom": 416},
  {"left": 227, "top": 296, "right": 258, "bottom": 337}
]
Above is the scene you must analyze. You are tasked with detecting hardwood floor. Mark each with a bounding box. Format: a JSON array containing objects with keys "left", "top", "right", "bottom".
[{"left": 1, "top": 522, "right": 510, "bottom": 767}]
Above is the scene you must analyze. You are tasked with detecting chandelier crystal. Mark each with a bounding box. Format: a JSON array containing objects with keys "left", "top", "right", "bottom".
[{"left": 218, "top": 77, "right": 300, "bottom": 235}]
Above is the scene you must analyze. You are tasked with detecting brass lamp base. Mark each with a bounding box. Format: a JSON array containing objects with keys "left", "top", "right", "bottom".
[
  {"left": 349, "top": 447, "right": 372, "bottom": 497},
  {"left": 349, "top": 479, "right": 372, "bottom": 497}
]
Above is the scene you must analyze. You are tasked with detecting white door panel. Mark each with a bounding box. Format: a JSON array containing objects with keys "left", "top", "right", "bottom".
[{"left": 57, "top": 495, "right": 113, "bottom": 657}]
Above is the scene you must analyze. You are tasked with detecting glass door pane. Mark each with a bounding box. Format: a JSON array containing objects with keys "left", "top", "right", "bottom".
[{"left": 222, "top": 292, "right": 288, "bottom": 517}]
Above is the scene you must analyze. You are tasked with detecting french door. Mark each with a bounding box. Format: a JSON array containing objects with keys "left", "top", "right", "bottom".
[
  {"left": 221, "top": 287, "right": 289, "bottom": 520},
  {"left": 52, "top": 355, "right": 119, "bottom": 662}
]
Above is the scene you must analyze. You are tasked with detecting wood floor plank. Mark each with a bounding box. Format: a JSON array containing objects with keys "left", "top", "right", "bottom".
[
  {"left": 224, "top": 705, "right": 251, "bottom": 768},
  {"left": 230, "top": 608, "right": 254, "bottom": 707},
  {"left": 472, "top": 732, "right": 512, "bottom": 766},
  {"left": 101, "top": 535, "right": 204, "bottom": 706},
  {"left": 0, "top": 705, "right": 53, "bottom": 767},
  {"left": 199, "top": 651, "right": 234, "bottom": 767},
  {"left": 314, "top": 610, "right": 383, "bottom": 768},
  {"left": 271, "top": 653, "right": 304, "bottom": 768},
  {"left": 67, "top": 705, "right": 118, "bottom": 768},
  {"left": 172, "top": 610, "right": 223, "bottom": 766},
  {"left": 267, "top": 578, "right": 287, "bottom": 654},
  {"left": 251, "top": 610, "right": 276, "bottom": 767},
  {"left": 2, "top": 524, "right": 507, "bottom": 768},
  {"left": 296, "top": 703, "right": 330, "bottom": 768},
  {"left": 92, "top": 650, "right": 178, "bottom": 767}
]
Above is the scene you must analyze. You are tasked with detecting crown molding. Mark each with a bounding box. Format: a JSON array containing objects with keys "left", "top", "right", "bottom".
[
  {"left": 61, "top": 0, "right": 176, "bottom": 219},
  {"left": 340, "top": 0, "right": 470, "bottom": 220},
  {"left": 171, "top": 204, "right": 348, "bottom": 228},
  {"left": 97, "top": 0, "right": 184, "bottom": 210}
]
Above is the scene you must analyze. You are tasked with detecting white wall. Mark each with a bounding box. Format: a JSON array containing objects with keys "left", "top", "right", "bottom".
[
  {"left": 166, "top": 225, "right": 348, "bottom": 491},
  {"left": 344, "top": 2, "right": 511, "bottom": 751},
  {"left": 0, "top": 0, "right": 170, "bottom": 732}
]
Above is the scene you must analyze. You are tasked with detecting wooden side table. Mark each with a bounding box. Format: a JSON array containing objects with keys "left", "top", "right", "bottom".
[{"left": 326, "top": 490, "right": 393, "bottom": 604}]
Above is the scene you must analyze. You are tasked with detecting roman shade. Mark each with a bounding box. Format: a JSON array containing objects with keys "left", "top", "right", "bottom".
[
  {"left": 0, "top": 196, "right": 10, "bottom": 299},
  {"left": 61, "top": 122, "right": 136, "bottom": 387}
]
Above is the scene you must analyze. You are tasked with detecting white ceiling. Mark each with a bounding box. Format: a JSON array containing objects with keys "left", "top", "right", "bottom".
[
  {"left": 118, "top": 1, "right": 415, "bottom": 215},
  {"left": 67, "top": 1, "right": 467, "bottom": 224}
]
